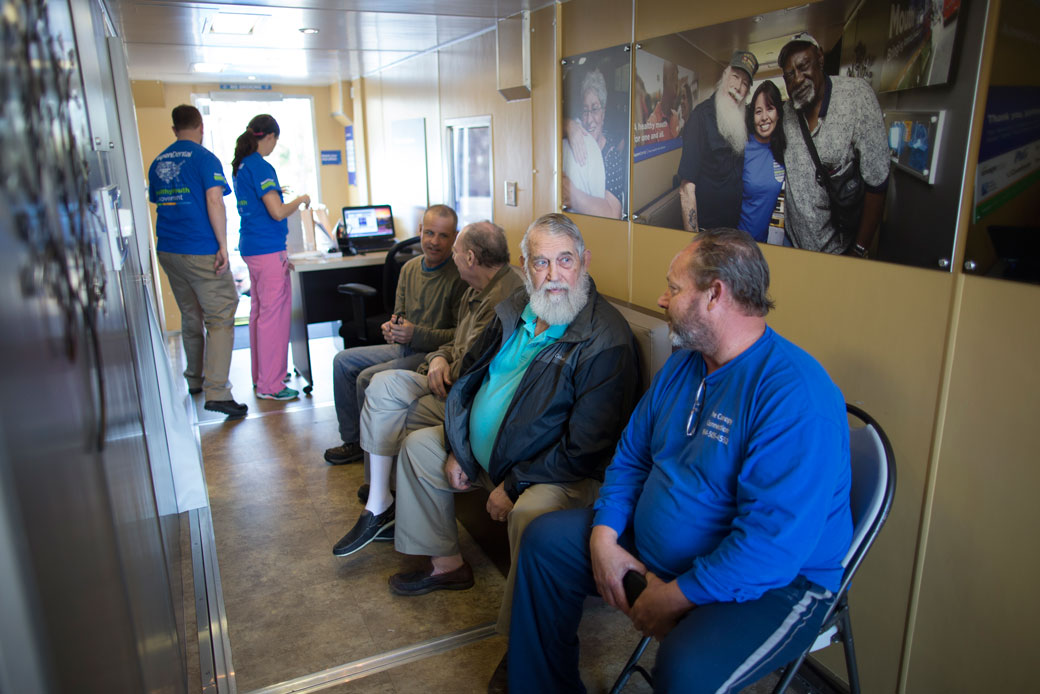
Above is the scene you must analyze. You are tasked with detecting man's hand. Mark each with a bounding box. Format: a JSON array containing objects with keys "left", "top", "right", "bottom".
[
  {"left": 387, "top": 315, "right": 415, "bottom": 345},
  {"left": 381, "top": 320, "right": 395, "bottom": 344},
  {"left": 565, "top": 119, "right": 589, "bottom": 165},
  {"left": 629, "top": 572, "right": 695, "bottom": 640},
  {"left": 486, "top": 482, "right": 514, "bottom": 522},
  {"left": 214, "top": 248, "right": 229, "bottom": 275},
  {"left": 444, "top": 453, "right": 471, "bottom": 491},
  {"left": 426, "top": 355, "right": 453, "bottom": 398},
  {"left": 590, "top": 525, "right": 646, "bottom": 611}
]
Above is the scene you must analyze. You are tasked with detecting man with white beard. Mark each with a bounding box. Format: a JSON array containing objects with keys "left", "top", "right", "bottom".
[
  {"left": 678, "top": 51, "right": 759, "bottom": 232},
  {"left": 384, "top": 214, "right": 638, "bottom": 685}
]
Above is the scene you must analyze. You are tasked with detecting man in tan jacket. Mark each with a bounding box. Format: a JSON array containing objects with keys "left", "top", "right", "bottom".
[{"left": 332, "top": 220, "right": 523, "bottom": 557}]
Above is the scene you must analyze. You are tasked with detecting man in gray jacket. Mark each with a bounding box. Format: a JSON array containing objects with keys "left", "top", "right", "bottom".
[{"left": 386, "top": 213, "right": 639, "bottom": 673}]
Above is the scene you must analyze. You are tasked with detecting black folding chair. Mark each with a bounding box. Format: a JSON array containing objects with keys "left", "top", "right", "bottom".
[{"left": 608, "top": 403, "right": 897, "bottom": 694}]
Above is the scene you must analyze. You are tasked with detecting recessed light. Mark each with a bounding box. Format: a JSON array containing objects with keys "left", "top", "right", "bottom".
[
  {"left": 191, "top": 62, "right": 226, "bottom": 73},
  {"left": 299, "top": 27, "right": 319, "bottom": 34}
]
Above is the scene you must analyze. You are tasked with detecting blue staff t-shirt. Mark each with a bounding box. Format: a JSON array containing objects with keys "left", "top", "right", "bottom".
[
  {"left": 148, "top": 140, "right": 231, "bottom": 255},
  {"left": 234, "top": 152, "right": 288, "bottom": 256},
  {"left": 738, "top": 137, "right": 785, "bottom": 242}
]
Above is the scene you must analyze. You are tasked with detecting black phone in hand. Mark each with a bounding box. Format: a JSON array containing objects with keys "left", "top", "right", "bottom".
[{"left": 623, "top": 570, "right": 647, "bottom": 606}]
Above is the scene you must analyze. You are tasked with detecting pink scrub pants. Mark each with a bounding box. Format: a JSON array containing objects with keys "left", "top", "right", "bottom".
[{"left": 243, "top": 250, "right": 291, "bottom": 394}]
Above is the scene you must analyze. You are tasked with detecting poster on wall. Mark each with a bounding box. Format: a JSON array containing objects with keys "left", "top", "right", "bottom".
[
  {"left": 842, "top": 0, "right": 961, "bottom": 92},
  {"left": 633, "top": 50, "right": 696, "bottom": 163},
  {"left": 561, "top": 44, "right": 630, "bottom": 220},
  {"left": 973, "top": 86, "right": 1040, "bottom": 221}
]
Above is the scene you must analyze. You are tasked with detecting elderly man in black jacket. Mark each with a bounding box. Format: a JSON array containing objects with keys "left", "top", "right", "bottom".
[{"left": 386, "top": 214, "right": 638, "bottom": 637}]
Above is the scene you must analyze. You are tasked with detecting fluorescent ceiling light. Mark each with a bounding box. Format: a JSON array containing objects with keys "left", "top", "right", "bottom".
[
  {"left": 299, "top": 27, "right": 319, "bottom": 34},
  {"left": 206, "top": 12, "right": 266, "bottom": 36},
  {"left": 191, "top": 62, "right": 226, "bottom": 73}
]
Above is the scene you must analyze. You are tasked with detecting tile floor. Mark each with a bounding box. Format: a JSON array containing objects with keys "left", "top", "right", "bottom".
[{"left": 185, "top": 334, "right": 828, "bottom": 694}]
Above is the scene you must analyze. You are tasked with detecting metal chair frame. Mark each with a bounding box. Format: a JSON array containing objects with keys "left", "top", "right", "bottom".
[{"left": 608, "top": 403, "right": 896, "bottom": 694}]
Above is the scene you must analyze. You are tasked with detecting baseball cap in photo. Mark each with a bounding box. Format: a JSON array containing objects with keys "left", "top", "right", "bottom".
[
  {"left": 729, "top": 50, "right": 759, "bottom": 82},
  {"left": 778, "top": 32, "right": 821, "bottom": 69}
]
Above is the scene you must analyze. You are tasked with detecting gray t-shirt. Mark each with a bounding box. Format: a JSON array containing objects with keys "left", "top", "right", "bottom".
[{"left": 782, "top": 76, "right": 890, "bottom": 254}]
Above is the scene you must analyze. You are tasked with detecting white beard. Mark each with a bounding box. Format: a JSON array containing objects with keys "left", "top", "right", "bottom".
[
  {"left": 792, "top": 80, "right": 816, "bottom": 111},
  {"left": 524, "top": 269, "right": 591, "bottom": 326},
  {"left": 714, "top": 87, "right": 747, "bottom": 156}
]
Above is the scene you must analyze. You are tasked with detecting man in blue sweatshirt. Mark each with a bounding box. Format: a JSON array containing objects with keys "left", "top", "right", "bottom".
[{"left": 508, "top": 228, "right": 852, "bottom": 693}]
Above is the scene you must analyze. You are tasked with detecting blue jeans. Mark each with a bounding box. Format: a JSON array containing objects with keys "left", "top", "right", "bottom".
[
  {"left": 508, "top": 508, "right": 834, "bottom": 694},
  {"left": 331, "top": 343, "right": 425, "bottom": 443}
]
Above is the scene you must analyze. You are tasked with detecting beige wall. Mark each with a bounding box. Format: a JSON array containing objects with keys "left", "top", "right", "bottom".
[{"left": 133, "top": 81, "right": 360, "bottom": 331}]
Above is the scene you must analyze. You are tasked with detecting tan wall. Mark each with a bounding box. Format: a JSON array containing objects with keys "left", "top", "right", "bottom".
[{"left": 132, "top": 81, "right": 360, "bottom": 331}]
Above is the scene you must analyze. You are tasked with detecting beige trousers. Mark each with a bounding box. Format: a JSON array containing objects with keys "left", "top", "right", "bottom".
[
  {"left": 393, "top": 423, "right": 599, "bottom": 635},
  {"left": 158, "top": 252, "right": 239, "bottom": 400}
]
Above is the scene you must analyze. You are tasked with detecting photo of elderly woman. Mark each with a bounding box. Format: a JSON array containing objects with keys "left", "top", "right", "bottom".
[{"left": 561, "top": 45, "right": 630, "bottom": 220}]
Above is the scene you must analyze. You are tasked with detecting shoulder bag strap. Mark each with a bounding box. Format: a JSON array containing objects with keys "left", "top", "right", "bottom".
[{"left": 797, "top": 112, "right": 832, "bottom": 191}]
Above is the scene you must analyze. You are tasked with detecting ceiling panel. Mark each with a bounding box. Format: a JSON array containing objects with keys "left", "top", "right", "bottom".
[{"left": 107, "top": 0, "right": 539, "bottom": 84}]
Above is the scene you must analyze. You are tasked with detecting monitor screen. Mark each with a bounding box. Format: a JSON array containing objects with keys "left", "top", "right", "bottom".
[{"left": 342, "top": 205, "right": 395, "bottom": 241}]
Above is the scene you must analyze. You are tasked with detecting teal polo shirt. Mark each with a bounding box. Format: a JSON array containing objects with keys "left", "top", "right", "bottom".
[{"left": 469, "top": 304, "right": 568, "bottom": 471}]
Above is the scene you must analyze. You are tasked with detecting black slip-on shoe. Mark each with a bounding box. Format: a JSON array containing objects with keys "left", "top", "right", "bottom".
[
  {"left": 332, "top": 503, "right": 394, "bottom": 557},
  {"left": 204, "top": 400, "right": 248, "bottom": 418},
  {"left": 325, "top": 442, "right": 364, "bottom": 465},
  {"left": 388, "top": 562, "right": 474, "bottom": 596}
]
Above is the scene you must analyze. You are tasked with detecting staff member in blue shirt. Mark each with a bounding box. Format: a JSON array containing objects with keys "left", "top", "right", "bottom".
[
  {"left": 149, "top": 104, "right": 246, "bottom": 418},
  {"left": 231, "top": 114, "right": 310, "bottom": 401}
]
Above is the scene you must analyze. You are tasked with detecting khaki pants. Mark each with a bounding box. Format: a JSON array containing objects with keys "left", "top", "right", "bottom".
[
  {"left": 393, "top": 424, "right": 600, "bottom": 635},
  {"left": 359, "top": 369, "right": 445, "bottom": 456},
  {"left": 158, "top": 252, "right": 239, "bottom": 400}
]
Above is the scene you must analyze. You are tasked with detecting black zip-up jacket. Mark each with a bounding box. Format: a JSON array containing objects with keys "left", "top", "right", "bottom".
[{"left": 444, "top": 281, "right": 639, "bottom": 501}]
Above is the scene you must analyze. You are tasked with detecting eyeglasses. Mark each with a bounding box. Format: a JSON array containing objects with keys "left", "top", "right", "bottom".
[
  {"left": 685, "top": 378, "right": 706, "bottom": 436},
  {"left": 581, "top": 105, "right": 603, "bottom": 117}
]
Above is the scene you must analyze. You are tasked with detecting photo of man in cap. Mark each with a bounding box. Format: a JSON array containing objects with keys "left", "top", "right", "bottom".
[
  {"left": 779, "top": 32, "right": 889, "bottom": 256},
  {"left": 677, "top": 50, "right": 759, "bottom": 232}
]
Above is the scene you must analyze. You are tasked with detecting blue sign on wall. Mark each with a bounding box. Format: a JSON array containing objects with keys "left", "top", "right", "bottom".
[{"left": 320, "top": 150, "right": 342, "bottom": 165}]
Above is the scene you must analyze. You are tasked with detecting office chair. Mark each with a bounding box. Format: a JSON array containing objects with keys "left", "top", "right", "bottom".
[
  {"left": 608, "top": 403, "right": 896, "bottom": 694},
  {"left": 337, "top": 236, "right": 422, "bottom": 345}
]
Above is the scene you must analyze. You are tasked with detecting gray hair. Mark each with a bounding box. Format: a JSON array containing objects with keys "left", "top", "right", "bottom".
[
  {"left": 581, "top": 69, "right": 608, "bottom": 110},
  {"left": 689, "top": 228, "right": 774, "bottom": 316},
  {"left": 460, "top": 220, "right": 509, "bottom": 267},
  {"left": 521, "top": 213, "right": 586, "bottom": 261}
]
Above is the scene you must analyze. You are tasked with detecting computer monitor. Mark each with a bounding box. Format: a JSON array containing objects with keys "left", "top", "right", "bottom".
[{"left": 341, "top": 204, "right": 396, "bottom": 252}]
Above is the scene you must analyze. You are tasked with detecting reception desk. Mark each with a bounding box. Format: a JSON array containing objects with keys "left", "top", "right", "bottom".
[{"left": 289, "top": 252, "right": 386, "bottom": 393}]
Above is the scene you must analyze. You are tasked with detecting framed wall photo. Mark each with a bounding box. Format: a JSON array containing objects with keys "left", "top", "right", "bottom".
[
  {"left": 884, "top": 110, "right": 945, "bottom": 184},
  {"left": 561, "top": 44, "right": 631, "bottom": 220}
]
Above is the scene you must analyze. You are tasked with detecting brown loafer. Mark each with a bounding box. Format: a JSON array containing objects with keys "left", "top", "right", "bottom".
[{"left": 388, "top": 562, "right": 474, "bottom": 596}]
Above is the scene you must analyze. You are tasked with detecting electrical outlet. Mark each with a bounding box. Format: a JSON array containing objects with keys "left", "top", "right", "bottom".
[{"left": 505, "top": 180, "right": 518, "bottom": 207}]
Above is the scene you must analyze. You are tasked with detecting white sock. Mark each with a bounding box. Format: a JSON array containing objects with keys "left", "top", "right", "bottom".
[{"left": 365, "top": 454, "right": 393, "bottom": 516}]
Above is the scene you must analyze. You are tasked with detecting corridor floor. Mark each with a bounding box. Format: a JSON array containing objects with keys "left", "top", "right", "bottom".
[{"left": 189, "top": 335, "right": 827, "bottom": 693}]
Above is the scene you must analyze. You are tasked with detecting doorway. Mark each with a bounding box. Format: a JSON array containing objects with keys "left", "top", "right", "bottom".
[{"left": 195, "top": 95, "right": 321, "bottom": 322}]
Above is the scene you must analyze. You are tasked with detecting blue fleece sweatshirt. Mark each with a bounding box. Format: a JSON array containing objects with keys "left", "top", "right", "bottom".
[{"left": 593, "top": 326, "right": 852, "bottom": 605}]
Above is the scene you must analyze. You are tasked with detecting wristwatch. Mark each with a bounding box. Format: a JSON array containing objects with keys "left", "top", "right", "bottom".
[{"left": 850, "top": 243, "right": 869, "bottom": 259}]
